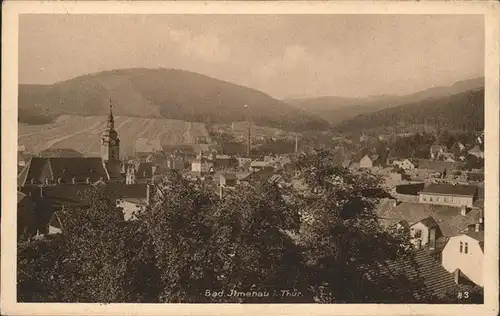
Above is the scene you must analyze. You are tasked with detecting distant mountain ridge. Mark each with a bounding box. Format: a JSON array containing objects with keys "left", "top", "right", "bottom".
[
  {"left": 334, "top": 88, "right": 484, "bottom": 133},
  {"left": 285, "top": 77, "right": 484, "bottom": 125},
  {"left": 18, "top": 68, "right": 330, "bottom": 132}
]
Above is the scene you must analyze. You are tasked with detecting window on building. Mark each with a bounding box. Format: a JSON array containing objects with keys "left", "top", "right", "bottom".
[
  {"left": 423, "top": 196, "right": 427, "bottom": 201},
  {"left": 414, "top": 229, "right": 422, "bottom": 239},
  {"left": 430, "top": 197, "right": 433, "bottom": 202},
  {"left": 464, "top": 242, "right": 468, "bottom": 254},
  {"left": 460, "top": 241, "right": 463, "bottom": 253}
]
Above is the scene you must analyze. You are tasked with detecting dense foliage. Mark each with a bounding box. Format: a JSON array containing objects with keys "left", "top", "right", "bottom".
[{"left": 18, "top": 150, "right": 464, "bottom": 303}]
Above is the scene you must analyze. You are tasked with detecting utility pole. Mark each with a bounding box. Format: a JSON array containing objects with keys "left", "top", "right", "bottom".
[
  {"left": 245, "top": 104, "right": 251, "bottom": 157},
  {"left": 295, "top": 135, "right": 298, "bottom": 154}
]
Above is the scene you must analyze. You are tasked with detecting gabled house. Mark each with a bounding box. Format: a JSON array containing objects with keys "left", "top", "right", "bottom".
[
  {"left": 430, "top": 144, "right": 448, "bottom": 160},
  {"left": 410, "top": 216, "right": 441, "bottom": 250},
  {"left": 126, "top": 162, "right": 163, "bottom": 184},
  {"left": 377, "top": 201, "right": 482, "bottom": 255},
  {"left": 392, "top": 159, "right": 415, "bottom": 171},
  {"left": 191, "top": 152, "right": 214, "bottom": 174},
  {"left": 442, "top": 231, "right": 484, "bottom": 287}
]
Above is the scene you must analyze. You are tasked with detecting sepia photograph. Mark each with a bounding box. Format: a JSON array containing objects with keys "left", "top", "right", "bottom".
[{"left": 2, "top": 1, "right": 499, "bottom": 315}]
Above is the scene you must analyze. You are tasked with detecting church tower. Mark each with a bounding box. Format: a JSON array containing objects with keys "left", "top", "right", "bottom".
[{"left": 101, "top": 99, "right": 120, "bottom": 162}]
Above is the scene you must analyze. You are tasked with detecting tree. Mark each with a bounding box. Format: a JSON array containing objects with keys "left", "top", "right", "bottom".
[
  {"left": 19, "top": 150, "right": 457, "bottom": 303},
  {"left": 206, "top": 182, "right": 309, "bottom": 303},
  {"left": 17, "top": 185, "right": 159, "bottom": 303},
  {"left": 137, "top": 171, "right": 217, "bottom": 303},
  {"left": 294, "top": 149, "right": 428, "bottom": 302}
]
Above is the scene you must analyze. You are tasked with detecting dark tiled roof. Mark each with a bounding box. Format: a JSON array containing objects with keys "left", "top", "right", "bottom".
[
  {"left": 103, "top": 161, "right": 122, "bottom": 180},
  {"left": 377, "top": 202, "right": 480, "bottom": 237},
  {"left": 420, "top": 184, "right": 478, "bottom": 197},
  {"left": 465, "top": 230, "right": 484, "bottom": 242},
  {"left": 416, "top": 161, "right": 456, "bottom": 173},
  {"left": 18, "top": 157, "right": 109, "bottom": 186},
  {"left": 120, "top": 183, "right": 148, "bottom": 199},
  {"left": 468, "top": 145, "right": 482, "bottom": 154},
  {"left": 240, "top": 167, "right": 275, "bottom": 183},
  {"left": 362, "top": 250, "right": 457, "bottom": 298},
  {"left": 221, "top": 173, "right": 237, "bottom": 180},
  {"left": 419, "top": 216, "right": 439, "bottom": 229}
]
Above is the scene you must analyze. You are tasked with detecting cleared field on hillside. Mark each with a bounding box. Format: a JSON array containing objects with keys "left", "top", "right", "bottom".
[{"left": 19, "top": 115, "right": 210, "bottom": 157}]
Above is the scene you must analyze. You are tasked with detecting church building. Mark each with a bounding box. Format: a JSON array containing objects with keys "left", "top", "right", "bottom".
[{"left": 18, "top": 100, "right": 123, "bottom": 188}]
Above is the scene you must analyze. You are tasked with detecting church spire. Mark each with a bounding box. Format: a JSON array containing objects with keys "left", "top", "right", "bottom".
[{"left": 107, "top": 99, "right": 115, "bottom": 129}]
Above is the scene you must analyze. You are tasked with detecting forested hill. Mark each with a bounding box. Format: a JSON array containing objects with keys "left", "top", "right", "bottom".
[
  {"left": 333, "top": 88, "right": 484, "bottom": 133},
  {"left": 18, "top": 68, "right": 330, "bottom": 132},
  {"left": 286, "top": 78, "right": 484, "bottom": 125}
]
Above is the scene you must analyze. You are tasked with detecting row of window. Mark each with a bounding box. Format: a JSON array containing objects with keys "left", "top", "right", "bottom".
[{"left": 422, "top": 195, "right": 468, "bottom": 203}]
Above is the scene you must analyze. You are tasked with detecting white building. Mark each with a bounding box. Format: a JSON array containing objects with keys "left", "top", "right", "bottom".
[
  {"left": 191, "top": 158, "right": 213, "bottom": 173},
  {"left": 442, "top": 231, "right": 484, "bottom": 287},
  {"left": 392, "top": 159, "right": 415, "bottom": 171},
  {"left": 418, "top": 184, "right": 478, "bottom": 208}
]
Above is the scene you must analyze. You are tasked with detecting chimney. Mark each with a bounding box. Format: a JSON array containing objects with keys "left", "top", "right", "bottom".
[
  {"left": 392, "top": 199, "right": 397, "bottom": 208},
  {"left": 57, "top": 177, "right": 63, "bottom": 184},
  {"left": 454, "top": 269, "right": 461, "bottom": 284},
  {"left": 219, "top": 185, "right": 224, "bottom": 199},
  {"left": 72, "top": 177, "right": 77, "bottom": 184},
  {"left": 429, "top": 228, "right": 436, "bottom": 250},
  {"left": 86, "top": 177, "right": 90, "bottom": 184},
  {"left": 146, "top": 184, "right": 151, "bottom": 205},
  {"left": 460, "top": 205, "right": 467, "bottom": 216}
]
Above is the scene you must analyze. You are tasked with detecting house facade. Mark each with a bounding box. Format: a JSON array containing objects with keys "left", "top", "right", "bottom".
[
  {"left": 410, "top": 217, "right": 440, "bottom": 249},
  {"left": 418, "top": 184, "right": 477, "bottom": 208},
  {"left": 359, "top": 155, "right": 373, "bottom": 169},
  {"left": 430, "top": 144, "right": 448, "bottom": 160},
  {"left": 441, "top": 232, "right": 484, "bottom": 287},
  {"left": 191, "top": 158, "right": 214, "bottom": 174}
]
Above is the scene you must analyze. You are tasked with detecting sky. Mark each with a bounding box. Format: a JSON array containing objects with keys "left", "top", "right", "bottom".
[{"left": 19, "top": 14, "right": 484, "bottom": 99}]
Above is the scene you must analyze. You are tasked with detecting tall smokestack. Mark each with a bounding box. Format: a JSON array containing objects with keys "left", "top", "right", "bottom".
[{"left": 295, "top": 135, "right": 298, "bottom": 154}]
